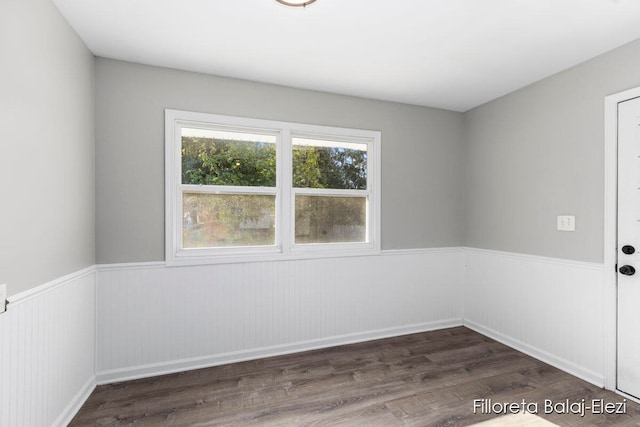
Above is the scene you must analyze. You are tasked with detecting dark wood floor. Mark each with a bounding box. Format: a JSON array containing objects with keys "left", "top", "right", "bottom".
[{"left": 70, "top": 327, "right": 640, "bottom": 426}]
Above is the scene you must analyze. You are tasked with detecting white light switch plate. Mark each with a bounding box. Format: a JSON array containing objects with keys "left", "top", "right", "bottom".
[
  {"left": 0, "top": 284, "right": 6, "bottom": 313},
  {"left": 557, "top": 215, "right": 576, "bottom": 231}
]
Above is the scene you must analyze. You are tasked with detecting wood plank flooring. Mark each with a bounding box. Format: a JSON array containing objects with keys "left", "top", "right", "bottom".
[{"left": 70, "top": 327, "right": 640, "bottom": 426}]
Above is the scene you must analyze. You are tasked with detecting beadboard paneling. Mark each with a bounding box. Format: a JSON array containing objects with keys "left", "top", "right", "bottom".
[
  {"left": 0, "top": 269, "right": 96, "bottom": 427},
  {"left": 0, "top": 250, "right": 613, "bottom": 423},
  {"left": 95, "top": 248, "right": 609, "bottom": 387},
  {"left": 463, "top": 248, "right": 605, "bottom": 386},
  {"left": 96, "top": 249, "right": 464, "bottom": 383}
]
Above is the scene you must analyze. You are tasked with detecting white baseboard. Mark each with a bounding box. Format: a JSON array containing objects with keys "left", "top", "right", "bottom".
[
  {"left": 462, "top": 247, "right": 603, "bottom": 270},
  {"left": 53, "top": 376, "right": 96, "bottom": 427},
  {"left": 96, "top": 318, "right": 463, "bottom": 384},
  {"left": 464, "top": 320, "right": 604, "bottom": 387}
]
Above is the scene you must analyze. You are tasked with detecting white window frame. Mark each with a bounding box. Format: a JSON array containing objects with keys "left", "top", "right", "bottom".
[{"left": 165, "top": 109, "right": 381, "bottom": 266}]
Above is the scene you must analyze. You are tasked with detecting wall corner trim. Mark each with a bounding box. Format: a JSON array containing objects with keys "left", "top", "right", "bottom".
[
  {"left": 96, "top": 260, "right": 167, "bottom": 272},
  {"left": 6, "top": 265, "right": 96, "bottom": 307},
  {"left": 462, "top": 246, "right": 604, "bottom": 271},
  {"left": 381, "top": 246, "right": 465, "bottom": 256}
]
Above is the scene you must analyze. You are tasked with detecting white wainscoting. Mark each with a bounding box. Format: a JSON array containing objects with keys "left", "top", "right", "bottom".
[
  {"left": 0, "top": 248, "right": 611, "bottom": 424},
  {"left": 95, "top": 248, "right": 465, "bottom": 383},
  {"left": 0, "top": 267, "right": 96, "bottom": 427},
  {"left": 463, "top": 248, "right": 606, "bottom": 386}
]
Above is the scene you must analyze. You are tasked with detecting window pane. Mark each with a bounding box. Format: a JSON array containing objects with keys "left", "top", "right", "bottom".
[
  {"left": 292, "top": 138, "right": 367, "bottom": 190},
  {"left": 295, "top": 195, "right": 366, "bottom": 244},
  {"left": 183, "top": 193, "right": 275, "bottom": 248},
  {"left": 182, "top": 127, "right": 276, "bottom": 186}
]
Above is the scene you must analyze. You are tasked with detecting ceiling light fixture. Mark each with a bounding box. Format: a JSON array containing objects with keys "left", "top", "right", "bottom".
[{"left": 274, "top": 0, "right": 317, "bottom": 8}]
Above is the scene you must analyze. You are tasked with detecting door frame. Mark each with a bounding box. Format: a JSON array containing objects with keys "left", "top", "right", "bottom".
[{"left": 604, "top": 85, "right": 640, "bottom": 391}]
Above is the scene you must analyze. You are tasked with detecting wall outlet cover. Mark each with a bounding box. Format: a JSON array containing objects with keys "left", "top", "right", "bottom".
[{"left": 557, "top": 215, "right": 576, "bottom": 232}]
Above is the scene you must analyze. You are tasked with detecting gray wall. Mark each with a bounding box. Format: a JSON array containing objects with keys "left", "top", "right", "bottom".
[
  {"left": 464, "top": 38, "right": 640, "bottom": 263},
  {"left": 95, "top": 58, "right": 464, "bottom": 263},
  {"left": 0, "top": 0, "right": 95, "bottom": 296},
  {"left": 10, "top": 14, "right": 636, "bottom": 272}
]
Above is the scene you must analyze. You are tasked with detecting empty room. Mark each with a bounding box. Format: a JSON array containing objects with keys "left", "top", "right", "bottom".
[{"left": 4, "top": 0, "right": 640, "bottom": 425}]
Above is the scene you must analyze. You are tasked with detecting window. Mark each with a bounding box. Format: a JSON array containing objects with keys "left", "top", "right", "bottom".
[{"left": 166, "top": 110, "right": 380, "bottom": 264}]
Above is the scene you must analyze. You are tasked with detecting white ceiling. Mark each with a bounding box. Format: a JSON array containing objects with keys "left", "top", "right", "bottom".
[{"left": 52, "top": 0, "right": 640, "bottom": 112}]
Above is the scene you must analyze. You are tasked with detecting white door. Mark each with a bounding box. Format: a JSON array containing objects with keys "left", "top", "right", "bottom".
[{"left": 618, "top": 95, "right": 640, "bottom": 399}]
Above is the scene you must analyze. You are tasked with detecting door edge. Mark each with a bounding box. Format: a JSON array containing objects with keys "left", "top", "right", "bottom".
[{"left": 604, "top": 86, "right": 640, "bottom": 391}]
